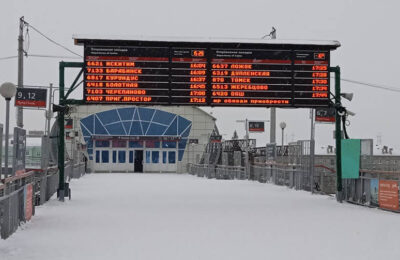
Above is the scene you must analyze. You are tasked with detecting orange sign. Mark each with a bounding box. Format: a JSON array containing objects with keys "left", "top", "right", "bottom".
[
  {"left": 379, "top": 180, "right": 399, "bottom": 211},
  {"left": 25, "top": 184, "right": 33, "bottom": 221}
]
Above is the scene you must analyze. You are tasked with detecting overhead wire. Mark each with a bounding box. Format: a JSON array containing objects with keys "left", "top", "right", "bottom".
[
  {"left": 27, "top": 54, "right": 82, "bottom": 59},
  {"left": 25, "top": 22, "right": 82, "bottom": 58},
  {"left": 0, "top": 56, "right": 18, "bottom": 61},
  {"left": 340, "top": 77, "right": 400, "bottom": 93}
]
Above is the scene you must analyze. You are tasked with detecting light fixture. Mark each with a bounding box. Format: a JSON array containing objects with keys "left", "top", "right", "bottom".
[{"left": 0, "top": 82, "right": 17, "bottom": 99}]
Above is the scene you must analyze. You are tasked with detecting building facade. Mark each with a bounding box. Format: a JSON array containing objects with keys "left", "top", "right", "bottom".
[{"left": 65, "top": 105, "right": 215, "bottom": 173}]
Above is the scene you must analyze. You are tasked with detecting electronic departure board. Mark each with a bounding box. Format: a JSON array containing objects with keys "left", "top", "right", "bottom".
[{"left": 79, "top": 38, "right": 339, "bottom": 107}]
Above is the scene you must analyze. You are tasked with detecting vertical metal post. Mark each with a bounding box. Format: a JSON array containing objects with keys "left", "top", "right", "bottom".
[
  {"left": 4, "top": 99, "right": 11, "bottom": 179},
  {"left": 58, "top": 62, "right": 65, "bottom": 201},
  {"left": 310, "top": 109, "right": 315, "bottom": 194},
  {"left": 0, "top": 124, "right": 2, "bottom": 178},
  {"left": 17, "top": 16, "right": 24, "bottom": 128},
  {"left": 269, "top": 30, "right": 276, "bottom": 144},
  {"left": 46, "top": 83, "right": 53, "bottom": 136},
  {"left": 245, "top": 118, "right": 250, "bottom": 179},
  {"left": 331, "top": 66, "right": 343, "bottom": 202}
]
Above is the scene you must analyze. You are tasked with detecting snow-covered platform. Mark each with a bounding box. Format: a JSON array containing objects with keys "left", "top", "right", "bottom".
[{"left": 1, "top": 174, "right": 399, "bottom": 260}]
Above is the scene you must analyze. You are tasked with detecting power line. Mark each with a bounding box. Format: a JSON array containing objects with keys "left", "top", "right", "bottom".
[
  {"left": 0, "top": 55, "right": 18, "bottom": 61},
  {"left": 25, "top": 22, "right": 82, "bottom": 58},
  {"left": 340, "top": 77, "right": 400, "bottom": 93},
  {"left": 27, "top": 54, "right": 81, "bottom": 59}
]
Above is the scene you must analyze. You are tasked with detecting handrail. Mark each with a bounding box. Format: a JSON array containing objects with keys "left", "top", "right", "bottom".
[
  {"left": 3, "top": 170, "right": 35, "bottom": 184},
  {"left": 360, "top": 169, "right": 400, "bottom": 175}
]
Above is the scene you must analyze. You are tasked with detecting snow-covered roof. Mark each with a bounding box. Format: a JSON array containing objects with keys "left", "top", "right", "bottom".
[{"left": 73, "top": 34, "right": 340, "bottom": 49}]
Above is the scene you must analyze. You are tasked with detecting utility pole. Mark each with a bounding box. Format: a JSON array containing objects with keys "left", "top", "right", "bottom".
[
  {"left": 46, "top": 83, "right": 53, "bottom": 136},
  {"left": 269, "top": 27, "right": 277, "bottom": 144},
  {"left": 17, "top": 16, "right": 25, "bottom": 128},
  {"left": 309, "top": 109, "right": 315, "bottom": 194}
]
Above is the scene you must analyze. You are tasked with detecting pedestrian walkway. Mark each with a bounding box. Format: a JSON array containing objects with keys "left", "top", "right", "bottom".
[{"left": 0, "top": 174, "right": 399, "bottom": 260}]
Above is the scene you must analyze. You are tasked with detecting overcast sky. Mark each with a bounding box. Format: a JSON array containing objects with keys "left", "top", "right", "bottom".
[{"left": 0, "top": 0, "right": 399, "bottom": 153}]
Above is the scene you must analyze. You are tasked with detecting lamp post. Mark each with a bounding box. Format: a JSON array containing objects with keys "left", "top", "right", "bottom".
[
  {"left": 279, "top": 122, "right": 286, "bottom": 147},
  {"left": 279, "top": 122, "right": 286, "bottom": 162},
  {"left": 0, "top": 82, "right": 17, "bottom": 180}
]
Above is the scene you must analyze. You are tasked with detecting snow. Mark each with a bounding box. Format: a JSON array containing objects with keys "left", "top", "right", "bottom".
[
  {"left": 1, "top": 174, "right": 399, "bottom": 260},
  {"left": 73, "top": 34, "right": 341, "bottom": 48}
]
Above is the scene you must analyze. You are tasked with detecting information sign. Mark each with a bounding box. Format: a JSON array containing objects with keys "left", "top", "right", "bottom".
[
  {"left": 15, "top": 88, "right": 47, "bottom": 108},
  {"left": 76, "top": 38, "right": 339, "bottom": 107},
  {"left": 249, "top": 121, "right": 265, "bottom": 132}
]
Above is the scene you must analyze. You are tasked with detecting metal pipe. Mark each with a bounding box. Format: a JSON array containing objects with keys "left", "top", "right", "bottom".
[
  {"left": 310, "top": 109, "right": 315, "bottom": 194},
  {"left": 4, "top": 98, "right": 11, "bottom": 179}
]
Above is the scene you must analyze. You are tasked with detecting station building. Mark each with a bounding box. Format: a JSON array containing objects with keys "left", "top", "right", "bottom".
[{"left": 64, "top": 105, "right": 215, "bottom": 173}]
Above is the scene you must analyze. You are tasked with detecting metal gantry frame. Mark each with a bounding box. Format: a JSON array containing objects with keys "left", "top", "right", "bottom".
[
  {"left": 57, "top": 61, "right": 84, "bottom": 201},
  {"left": 56, "top": 62, "right": 344, "bottom": 202},
  {"left": 330, "top": 66, "right": 343, "bottom": 201}
]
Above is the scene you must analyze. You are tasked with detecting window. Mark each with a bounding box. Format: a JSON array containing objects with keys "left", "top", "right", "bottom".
[
  {"left": 112, "top": 151, "right": 117, "bottom": 163},
  {"left": 163, "top": 151, "right": 167, "bottom": 164},
  {"left": 96, "top": 151, "right": 100, "bottom": 163},
  {"left": 168, "top": 151, "right": 176, "bottom": 164},
  {"left": 129, "top": 141, "right": 143, "bottom": 148},
  {"left": 146, "top": 151, "right": 151, "bottom": 163},
  {"left": 129, "top": 151, "right": 134, "bottom": 163},
  {"left": 152, "top": 151, "right": 159, "bottom": 163},
  {"left": 101, "top": 151, "right": 109, "bottom": 163},
  {"left": 118, "top": 151, "right": 126, "bottom": 163},
  {"left": 162, "top": 141, "right": 177, "bottom": 148}
]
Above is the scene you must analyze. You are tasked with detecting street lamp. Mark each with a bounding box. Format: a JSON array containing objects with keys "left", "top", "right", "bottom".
[
  {"left": 279, "top": 121, "right": 286, "bottom": 147},
  {"left": 0, "top": 82, "right": 17, "bottom": 180}
]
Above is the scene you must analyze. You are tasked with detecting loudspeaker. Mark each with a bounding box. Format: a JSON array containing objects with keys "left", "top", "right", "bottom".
[{"left": 52, "top": 104, "right": 66, "bottom": 113}]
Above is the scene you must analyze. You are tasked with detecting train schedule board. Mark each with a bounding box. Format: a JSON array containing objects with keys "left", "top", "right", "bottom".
[{"left": 76, "top": 37, "right": 340, "bottom": 107}]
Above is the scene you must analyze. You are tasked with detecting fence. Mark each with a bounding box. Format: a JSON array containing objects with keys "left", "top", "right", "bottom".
[
  {"left": 0, "top": 161, "right": 86, "bottom": 239},
  {"left": 189, "top": 162, "right": 337, "bottom": 195},
  {"left": 189, "top": 164, "right": 246, "bottom": 180},
  {"left": 342, "top": 169, "right": 400, "bottom": 213},
  {"left": 0, "top": 171, "right": 35, "bottom": 239}
]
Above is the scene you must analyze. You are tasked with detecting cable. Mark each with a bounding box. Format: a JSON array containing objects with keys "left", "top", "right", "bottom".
[
  {"left": 27, "top": 54, "right": 82, "bottom": 59},
  {"left": 26, "top": 23, "right": 82, "bottom": 57},
  {"left": 340, "top": 77, "right": 400, "bottom": 93},
  {"left": 0, "top": 56, "right": 18, "bottom": 61}
]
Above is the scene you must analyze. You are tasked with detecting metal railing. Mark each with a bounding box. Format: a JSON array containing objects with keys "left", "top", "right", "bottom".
[
  {"left": 0, "top": 171, "right": 35, "bottom": 239},
  {"left": 190, "top": 162, "right": 336, "bottom": 195},
  {"left": 0, "top": 161, "right": 86, "bottom": 239}
]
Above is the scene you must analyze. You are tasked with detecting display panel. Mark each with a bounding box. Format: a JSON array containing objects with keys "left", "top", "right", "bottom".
[
  {"left": 83, "top": 40, "right": 333, "bottom": 107},
  {"left": 15, "top": 88, "right": 47, "bottom": 108}
]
